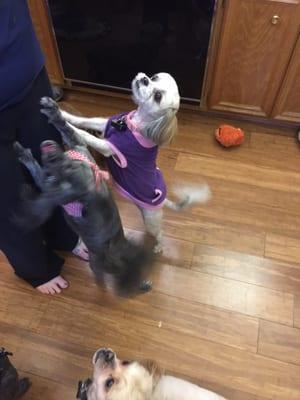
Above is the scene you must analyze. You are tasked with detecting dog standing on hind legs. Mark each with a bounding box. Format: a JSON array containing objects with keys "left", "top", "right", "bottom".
[{"left": 40, "top": 72, "right": 211, "bottom": 253}]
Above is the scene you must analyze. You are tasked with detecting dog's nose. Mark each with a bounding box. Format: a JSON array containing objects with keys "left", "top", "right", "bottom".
[
  {"left": 96, "top": 348, "right": 115, "bottom": 363},
  {"left": 103, "top": 349, "right": 115, "bottom": 363},
  {"left": 141, "top": 76, "right": 149, "bottom": 86}
]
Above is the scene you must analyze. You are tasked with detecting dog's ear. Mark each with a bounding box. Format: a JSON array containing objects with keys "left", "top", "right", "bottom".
[
  {"left": 140, "top": 359, "right": 164, "bottom": 385},
  {"left": 76, "top": 379, "right": 92, "bottom": 400},
  {"left": 142, "top": 110, "right": 177, "bottom": 146}
]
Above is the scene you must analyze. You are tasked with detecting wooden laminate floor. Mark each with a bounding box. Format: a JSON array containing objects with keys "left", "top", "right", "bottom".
[{"left": 1, "top": 92, "right": 300, "bottom": 400}]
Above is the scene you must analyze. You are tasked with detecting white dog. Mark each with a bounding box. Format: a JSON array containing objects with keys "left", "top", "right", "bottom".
[
  {"left": 76, "top": 348, "right": 227, "bottom": 400},
  {"left": 41, "top": 72, "right": 210, "bottom": 252}
]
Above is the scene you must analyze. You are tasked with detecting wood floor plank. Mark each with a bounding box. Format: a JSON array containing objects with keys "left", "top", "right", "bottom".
[
  {"left": 181, "top": 176, "right": 300, "bottom": 237},
  {"left": 171, "top": 127, "right": 300, "bottom": 173},
  {"left": 22, "top": 372, "right": 74, "bottom": 400},
  {"left": 35, "top": 299, "right": 300, "bottom": 400},
  {"left": 192, "top": 245, "right": 300, "bottom": 295},
  {"left": 175, "top": 153, "right": 300, "bottom": 194},
  {"left": 0, "top": 322, "right": 91, "bottom": 387},
  {"left": 59, "top": 258, "right": 286, "bottom": 327},
  {"left": 0, "top": 282, "right": 50, "bottom": 330},
  {"left": 0, "top": 250, "right": 7, "bottom": 262},
  {"left": 265, "top": 233, "right": 300, "bottom": 264},
  {"left": 249, "top": 131, "right": 299, "bottom": 155},
  {"left": 157, "top": 147, "right": 179, "bottom": 171},
  {"left": 200, "top": 176, "right": 300, "bottom": 218},
  {"left": 52, "top": 269, "right": 259, "bottom": 353},
  {"left": 117, "top": 201, "right": 266, "bottom": 256},
  {"left": 259, "top": 320, "right": 300, "bottom": 366},
  {"left": 124, "top": 228, "right": 195, "bottom": 268},
  {"left": 153, "top": 264, "right": 294, "bottom": 324},
  {"left": 294, "top": 296, "right": 300, "bottom": 328}
]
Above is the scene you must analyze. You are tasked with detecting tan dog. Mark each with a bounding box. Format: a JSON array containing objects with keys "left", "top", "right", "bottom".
[{"left": 77, "top": 348, "right": 227, "bottom": 400}]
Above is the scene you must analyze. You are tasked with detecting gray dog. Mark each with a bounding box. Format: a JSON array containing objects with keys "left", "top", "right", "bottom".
[
  {"left": 0, "top": 348, "right": 30, "bottom": 400},
  {"left": 14, "top": 99, "right": 153, "bottom": 296}
]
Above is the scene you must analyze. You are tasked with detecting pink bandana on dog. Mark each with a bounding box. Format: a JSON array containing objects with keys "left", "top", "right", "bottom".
[{"left": 62, "top": 150, "right": 109, "bottom": 217}]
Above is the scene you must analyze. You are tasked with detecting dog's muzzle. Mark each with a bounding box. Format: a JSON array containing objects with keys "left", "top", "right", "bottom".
[
  {"left": 41, "top": 140, "right": 63, "bottom": 165},
  {"left": 41, "top": 140, "right": 59, "bottom": 154},
  {"left": 134, "top": 73, "right": 150, "bottom": 91}
]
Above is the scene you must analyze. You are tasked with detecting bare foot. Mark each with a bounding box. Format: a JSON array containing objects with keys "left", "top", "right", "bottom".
[
  {"left": 72, "top": 238, "right": 89, "bottom": 261},
  {"left": 36, "top": 276, "right": 69, "bottom": 295}
]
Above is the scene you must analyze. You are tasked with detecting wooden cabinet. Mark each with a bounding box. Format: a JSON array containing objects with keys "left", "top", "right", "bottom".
[
  {"left": 271, "top": 34, "right": 300, "bottom": 123},
  {"left": 208, "top": 0, "right": 300, "bottom": 119},
  {"left": 28, "top": 0, "right": 64, "bottom": 85}
]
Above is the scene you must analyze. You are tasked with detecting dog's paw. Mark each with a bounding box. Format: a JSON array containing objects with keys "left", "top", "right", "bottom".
[
  {"left": 140, "top": 280, "right": 152, "bottom": 292},
  {"left": 40, "top": 97, "right": 62, "bottom": 123},
  {"left": 14, "top": 142, "right": 34, "bottom": 165},
  {"left": 17, "top": 377, "right": 31, "bottom": 397},
  {"left": 153, "top": 243, "right": 163, "bottom": 254},
  {"left": 40, "top": 96, "right": 58, "bottom": 109},
  {"left": 13, "top": 141, "right": 24, "bottom": 156}
]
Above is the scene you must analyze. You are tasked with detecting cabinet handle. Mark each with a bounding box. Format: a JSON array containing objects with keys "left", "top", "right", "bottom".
[{"left": 271, "top": 15, "right": 280, "bottom": 25}]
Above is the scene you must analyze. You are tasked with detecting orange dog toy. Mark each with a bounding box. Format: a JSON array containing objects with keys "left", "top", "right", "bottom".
[{"left": 215, "top": 124, "right": 245, "bottom": 147}]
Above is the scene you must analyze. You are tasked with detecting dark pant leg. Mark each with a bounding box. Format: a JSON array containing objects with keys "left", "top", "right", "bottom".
[
  {"left": 0, "top": 139, "right": 64, "bottom": 287},
  {"left": 0, "top": 68, "right": 77, "bottom": 287},
  {"left": 16, "top": 67, "right": 78, "bottom": 252}
]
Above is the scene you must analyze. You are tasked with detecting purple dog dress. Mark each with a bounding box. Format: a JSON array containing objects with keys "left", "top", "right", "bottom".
[{"left": 104, "top": 111, "right": 167, "bottom": 209}]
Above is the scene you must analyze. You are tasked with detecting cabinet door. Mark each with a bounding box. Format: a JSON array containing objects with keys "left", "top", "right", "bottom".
[
  {"left": 208, "top": 0, "right": 300, "bottom": 117},
  {"left": 271, "top": 34, "right": 300, "bottom": 123},
  {"left": 28, "top": 0, "right": 64, "bottom": 85}
]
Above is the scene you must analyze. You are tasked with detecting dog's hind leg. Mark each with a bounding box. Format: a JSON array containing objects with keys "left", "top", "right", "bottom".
[
  {"left": 16, "top": 378, "right": 31, "bottom": 398},
  {"left": 13, "top": 142, "right": 44, "bottom": 189},
  {"left": 141, "top": 208, "right": 163, "bottom": 253}
]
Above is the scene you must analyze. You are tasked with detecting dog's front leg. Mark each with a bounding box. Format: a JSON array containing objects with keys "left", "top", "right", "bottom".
[
  {"left": 40, "top": 97, "right": 113, "bottom": 157},
  {"left": 13, "top": 142, "right": 44, "bottom": 189},
  {"left": 141, "top": 208, "right": 163, "bottom": 253},
  {"left": 61, "top": 110, "right": 108, "bottom": 133},
  {"left": 40, "top": 97, "right": 87, "bottom": 148},
  {"left": 65, "top": 123, "right": 114, "bottom": 157}
]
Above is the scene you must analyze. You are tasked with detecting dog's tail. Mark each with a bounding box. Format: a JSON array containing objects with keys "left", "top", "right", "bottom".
[{"left": 164, "top": 183, "right": 211, "bottom": 211}]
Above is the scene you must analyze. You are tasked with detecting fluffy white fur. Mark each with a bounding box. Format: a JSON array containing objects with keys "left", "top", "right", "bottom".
[
  {"left": 52, "top": 72, "right": 211, "bottom": 252},
  {"left": 84, "top": 348, "right": 226, "bottom": 400}
]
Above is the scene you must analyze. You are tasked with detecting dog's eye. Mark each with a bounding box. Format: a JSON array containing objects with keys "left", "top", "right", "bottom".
[
  {"left": 105, "top": 378, "right": 115, "bottom": 390},
  {"left": 153, "top": 91, "right": 162, "bottom": 103},
  {"left": 151, "top": 74, "right": 159, "bottom": 81},
  {"left": 122, "top": 360, "right": 131, "bottom": 366}
]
